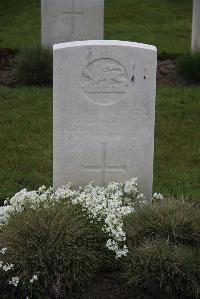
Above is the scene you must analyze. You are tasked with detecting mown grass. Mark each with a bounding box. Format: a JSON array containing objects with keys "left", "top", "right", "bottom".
[
  {"left": 154, "top": 86, "right": 200, "bottom": 198},
  {"left": 105, "top": 0, "right": 192, "bottom": 55},
  {"left": 0, "top": 85, "right": 199, "bottom": 203},
  {"left": 0, "top": 0, "right": 192, "bottom": 54},
  {"left": 0, "top": 0, "right": 40, "bottom": 50},
  {"left": 0, "top": 0, "right": 199, "bottom": 202},
  {"left": 0, "top": 87, "right": 52, "bottom": 202}
]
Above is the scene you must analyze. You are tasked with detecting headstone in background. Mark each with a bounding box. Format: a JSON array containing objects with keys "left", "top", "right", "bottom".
[
  {"left": 41, "top": 0, "right": 104, "bottom": 48},
  {"left": 192, "top": 0, "right": 200, "bottom": 53},
  {"left": 53, "top": 40, "right": 157, "bottom": 199}
]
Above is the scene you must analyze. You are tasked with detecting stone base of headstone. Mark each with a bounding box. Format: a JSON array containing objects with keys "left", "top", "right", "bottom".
[{"left": 192, "top": 0, "right": 200, "bottom": 53}]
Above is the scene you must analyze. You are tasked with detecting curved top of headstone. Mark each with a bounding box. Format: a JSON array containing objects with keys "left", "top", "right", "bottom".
[{"left": 53, "top": 40, "right": 157, "bottom": 51}]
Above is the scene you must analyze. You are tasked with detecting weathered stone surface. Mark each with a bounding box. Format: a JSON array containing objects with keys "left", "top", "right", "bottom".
[
  {"left": 192, "top": 0, "right": 200, "bottom": 53},
  {"left": 41, "top": 0, "right": 104, "bottom": 48},
  {"left": 53, "top": 40, "right": 157, "bottom": 199}
]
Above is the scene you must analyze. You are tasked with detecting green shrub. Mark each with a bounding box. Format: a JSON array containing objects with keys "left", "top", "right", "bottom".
[
  {"left": 122, "top": 240, "right": 200, "bottom": 299},
  {"left": 16, "top": 46, "right": 53, "bottom": 86},
  {"left": 177, "top": 53, "right": 200, "bottom": 83},
  {"left": 0, "top": 203, "right": 109, "bottom": 298},
  {"left": 124, "top": 199, "right": 200, "bottom": 248},
  {"left": 122, "top": 199, "right": 200, "bottom": 298}
]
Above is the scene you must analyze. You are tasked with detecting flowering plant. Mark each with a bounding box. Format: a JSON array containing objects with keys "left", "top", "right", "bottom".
[
  {"left": 0, "top": 177, "right": 146, "bottom": 258},
  {"left": 0, "top": 178, "right": 160, "bottom": 294}
]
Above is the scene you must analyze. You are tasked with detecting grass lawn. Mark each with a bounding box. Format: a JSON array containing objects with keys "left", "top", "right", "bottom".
[
  {"left": 0, "top": 2, "right": 199, "bottom": 297},
  {"left": 0, "top": 0, "right": 192, "bottom": 54},
  {"left": 0, "top": 85, "right": 199, "bottom": 203},
  {"left": 0, "top": 0, "right": 199, "bottom": 203},
  {"left": 0, "top": 87, "right": 52, "bottom": 202},
  {"left": 155, "top": 86, "right": 200, "bottom": 198}
]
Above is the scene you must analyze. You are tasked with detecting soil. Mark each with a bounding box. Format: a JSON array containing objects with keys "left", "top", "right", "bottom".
[
  {"left": 0, "top": 48, "right": 193, "bottom": 87},
  {"left": 0, "top": 48, "right": 17, "bottom": 87},
  {"left": 0, "top": 271, "right": 156, "bottom": 299},
  {"left": 157, "top": 57, "right": 187, "bottom": 85},
  {"left": 68, "top": 271, "right": 136, "bottom": 299}
]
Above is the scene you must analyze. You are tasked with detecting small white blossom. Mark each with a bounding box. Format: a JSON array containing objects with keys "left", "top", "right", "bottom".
[
  {"left": 0, "top": 178, "right": 158, "bottom": 259},
  {"left": 38, "top": 185, "right": 46, "bottom": 193},
  {"left": 3, "top": 263, "right": 14, "bottom": 272},
  {"left": 124, "top": 177, "right": 138, "bottom": 194},
  {"left": 33, "top": 274, "right": 38, "bottom": 280},
  {"left": 0, "top": 247, "right": 7, "bottom": 254},
  {"left": 30, "top": 274, "right": 38, "bottom": 283},
  {"left": 137, "top": 193, "right": 145, "bottom": 199},
  {"left": 9, "top": 276, "right": 19, "bottom": 287},
  {"left": 152, "top": 192, "right": 163, "bottom": 201}
]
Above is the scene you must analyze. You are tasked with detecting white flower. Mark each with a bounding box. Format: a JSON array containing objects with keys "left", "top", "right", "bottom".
[
  {"left": 0, "top": 177, "right": 153, "bottom": 258},
  {"left": 0, "top": 247, "right": 7, "bottom": 254},
  {"left": 33, "top": 274, "right": 38, "bottom": 280},
  {"left": 38, "top": 185, "right": 46, "bottom": 193},
  {"left": 137, "top": 193, "right": 145, "bottom": 199},
  {"left": 3, "top": 263, "right": 14, "bottom": 272},
  {"left": 152, "top": 192, "right": 163, "bottom": 201},
  {"left": 9, "top": 276, "right": 19, "bottom": 287},
  {"left": 124, "top": 177, "right": 138, "bottom": 194},
  {"left": 30, "top": 274, "right": 38, "bottom": 283}
]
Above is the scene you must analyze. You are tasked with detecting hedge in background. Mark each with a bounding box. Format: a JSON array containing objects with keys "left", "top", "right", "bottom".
[
  {"left": 177, "top": 53, "right": 200, "bottom": 83},
  {"left": 16, "top": 46, "right": 53, "bottom": 86}
]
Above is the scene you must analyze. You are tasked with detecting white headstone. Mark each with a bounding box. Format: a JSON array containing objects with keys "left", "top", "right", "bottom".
[
  {"left": 53, "top": 40, "right": 157, "bottom": 199},
  {"left": 192, "top": 0, "right": 200, "bottom": 53},
  {"left": 41, "top": 0, "right": 104, "bottom": 48}
]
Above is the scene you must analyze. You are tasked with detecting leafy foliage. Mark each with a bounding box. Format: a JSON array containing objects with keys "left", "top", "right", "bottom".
[
  {"left": 0, "top": 203, "right": 108, "bottom": 298},
  {"left": 177, "top": 53, "right": 200, "bottom": 83},
  {"left": 122, "top": 199, "right": 200, "bottom": 298},
  {"left": 124, "top": 199, "right": 200, "bottom": 248},
  {"left": 122, "top": 240, "right": 200, "bottom": 299},
  {"left": 16, "top": 47, "right": 52, "bottom": 86}
]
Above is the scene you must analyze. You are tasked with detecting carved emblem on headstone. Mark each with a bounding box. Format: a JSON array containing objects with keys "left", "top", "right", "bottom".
[{"left": 81, "top": 58, "right": 129, "bottom": 105}]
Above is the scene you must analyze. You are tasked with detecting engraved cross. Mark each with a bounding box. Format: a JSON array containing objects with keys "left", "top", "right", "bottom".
[
  {"left": 62, "top": 0, "right": 83, "bottom": 38},
  {"left": 82, "top": 143, "right": 126, "bottom": 185}
]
